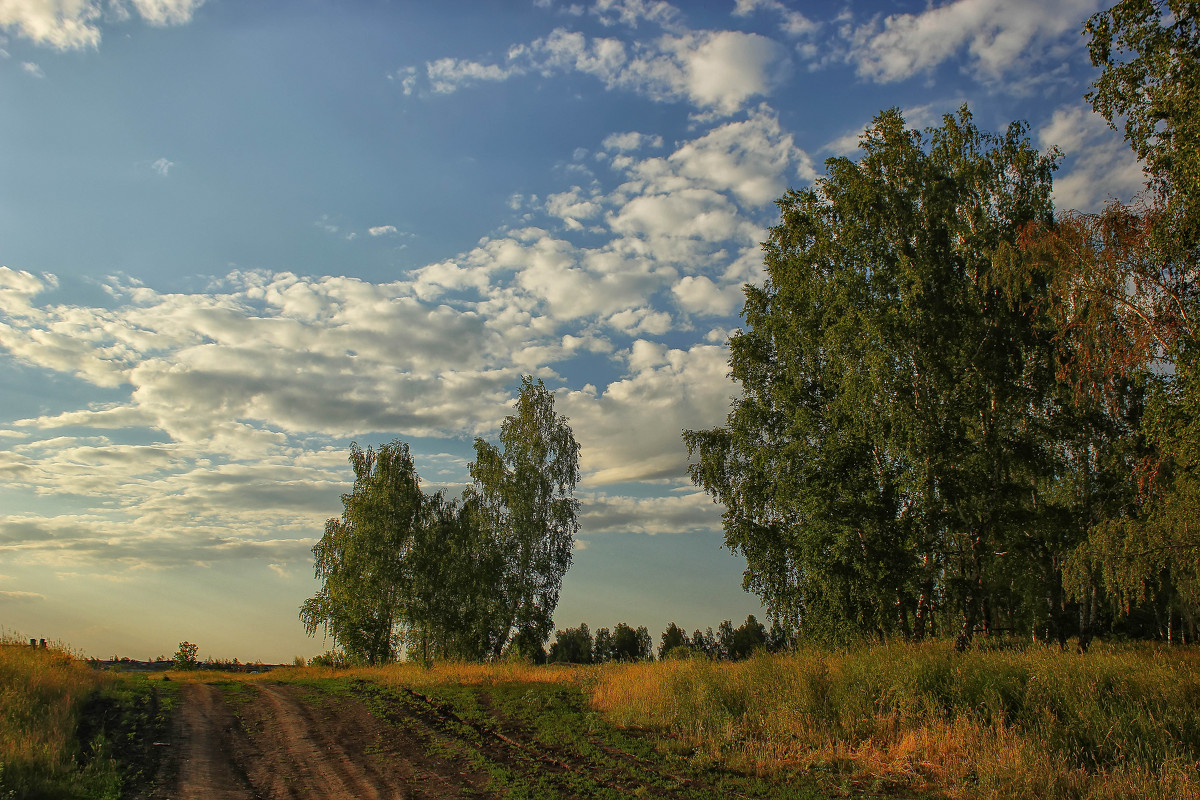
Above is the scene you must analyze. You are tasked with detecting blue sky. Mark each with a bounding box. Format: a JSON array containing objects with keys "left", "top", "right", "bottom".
[{"left": 0, "top": 0, "right": 1144, "bottom": 662}]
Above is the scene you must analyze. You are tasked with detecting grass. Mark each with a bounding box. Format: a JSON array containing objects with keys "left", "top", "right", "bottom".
[
  {"left": 587, "top": 641, "right": 1200, "bottom": 799},
  {"left": 0, "top": 633, "right": 177, "bottom": 800},
  {"left": 7, "top": 637, "right": 1200, "bottom": 798},
  {"left": 0, "top": 635, "right": 117, "bottom": 799}
]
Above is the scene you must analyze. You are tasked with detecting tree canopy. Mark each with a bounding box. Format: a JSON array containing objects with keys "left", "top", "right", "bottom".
[
  {"left": 300, "top": 377, "right": 580, "bottom": 663},
  {"left": 686, "top": 106, "right": 1066, "bottom": 648}
]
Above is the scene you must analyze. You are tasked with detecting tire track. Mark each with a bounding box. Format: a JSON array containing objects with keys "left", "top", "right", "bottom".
[{"left": 248, "top": 684, "right": 404, "bottom": 800}]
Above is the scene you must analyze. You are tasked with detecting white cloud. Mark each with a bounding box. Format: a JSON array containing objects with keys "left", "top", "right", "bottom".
[
  {"left": 407, "top": 25, "right": 788, "bottom": 115},
  {"left": 590, "top": 0, "right": 682, "bottom": 30},
  {"left": 847, "top": 0, "right": 1101, "bottom": 85},
  {"left": 0, "top": 589, "right": 45, "bottom": 603},
  {"left": 580, "top": 489, "right": 721, "bottom": 534},
  {"left": 427, "top": 56, "right": 525, "bottom": 93},
  {"left": 560, "top": 342, "right": 735, "bottom": 483},
  {"left": 0, "top": 0, "right": 204, "bottom": 50},
  {"left": 368, "top": 225, "right": 397, "bottom": 237},
  {"left": 1039, "top": 104, "right": 1147, "bottom": 212},
  {"left": 126, "top": 0, "right": 205, "bottom": 27},
  {"left": 21, "top": 60, "right": 43, "bottom": 77},
  {"left": 732, "top": 0, "right": 816, "bottom": 37},
  {"left": 151, "top": 157, "right": 173, "bottom": 176},
  {"left": 602, "top": 131, "right": 662, "bottom": 152}
]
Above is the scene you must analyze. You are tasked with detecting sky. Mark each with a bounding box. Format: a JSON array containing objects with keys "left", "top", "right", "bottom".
[{"left": 0, "top": 0, "right": 1145, "bottom": 662}]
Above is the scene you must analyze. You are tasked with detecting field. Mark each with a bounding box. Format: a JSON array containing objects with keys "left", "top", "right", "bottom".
[{"left": 4, "top": 638, "right": 1200, "bottom": 799}]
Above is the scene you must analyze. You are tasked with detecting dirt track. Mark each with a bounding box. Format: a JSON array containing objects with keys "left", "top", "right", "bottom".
[{"left": 154, "top": 682, "right": 497, "bottom": 800}]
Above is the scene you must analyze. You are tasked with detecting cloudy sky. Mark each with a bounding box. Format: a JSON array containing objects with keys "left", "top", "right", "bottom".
[{"left": 0, "top": 0, "right": 1143, "bottom": 662}]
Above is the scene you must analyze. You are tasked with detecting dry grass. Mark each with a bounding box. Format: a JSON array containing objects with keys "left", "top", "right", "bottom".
[
  {"left": 156, "top": 641, "right": 1200, "bottom": 799},
  {"left": 0, "top": 633, "right": 116, "bottom": 796},
  {"left": 587, "top": 642, "right": 1200, "bottom": 800}
]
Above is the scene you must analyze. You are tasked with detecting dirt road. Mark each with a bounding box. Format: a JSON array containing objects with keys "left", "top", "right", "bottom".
[{"left": 154, "top": 682, "right": 497, "bottom": 800}]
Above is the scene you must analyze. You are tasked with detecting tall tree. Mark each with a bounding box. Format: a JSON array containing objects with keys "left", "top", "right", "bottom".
[
  {"left": 469, "top": 376, "right": 581, "bottom": 657},
  {"left": 685, "top": 107, "right": 1060, "bottom": 648},
  {"left": 1020, "top": 0, "right": 1200, "bottom": 642},
  {"left": 300, "top": 441, "right": 425, "bottom": 664}
]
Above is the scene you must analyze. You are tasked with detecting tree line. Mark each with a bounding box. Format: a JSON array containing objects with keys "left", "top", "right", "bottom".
[
  {"left": 686, "top": 0, "right": 1199, "bottom": 650},
  {"left": 300, "top": 376, "right": 580, "bottom": 664},
  {"left": 546, "top": 615, "right": 786, "bottom": 664}
]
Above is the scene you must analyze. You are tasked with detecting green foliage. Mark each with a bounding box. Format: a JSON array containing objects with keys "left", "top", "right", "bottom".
[
  {"left": 686, "top": 106, "right": 1061, "bottom": 648},
  {"left": 548, "top": 623, "right": 592, "bottom": 664},
  {"left": 301, "top": 376, "right": 580, "bottom": 663},
  {"left": 1086, "top": 0, "right": 1200, "bottom": 247},
  {"left": 469, "top": 376, "right": 581, "bottom": 657},
  {"left": 300, "top": 440, "right": 424, "bottom": 665},
  {"left": 172, "top": 641, "right": 198, "bottom": 670}
]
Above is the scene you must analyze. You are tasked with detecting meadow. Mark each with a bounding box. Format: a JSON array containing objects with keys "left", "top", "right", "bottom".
[{"left": 4, "top": 634, "right": 1200, "bottom": 798}]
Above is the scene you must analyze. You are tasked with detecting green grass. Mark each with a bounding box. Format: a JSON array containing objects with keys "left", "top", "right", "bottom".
[{"left": 590, "top": 641, "right": 1200, "bottom": 799}]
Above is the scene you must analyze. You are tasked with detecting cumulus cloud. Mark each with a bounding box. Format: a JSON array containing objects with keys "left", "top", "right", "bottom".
[
  {"left": 0, "top": 0, "right": 204, "bottom": 50},
  {"left": 405, "top": 24, "right": 789, "bottom": 115},
  {"left": 732, "top": 0, "right": 816, "bottom": 37},
  {"left": 580, "top": 489, "right": 721, "bottom": 535},
  {"left": 847, "top": 0, "right": 1101, "bottom": 85},
  {"left": 560, "top": 342, "right": 735, "bottom": 483},
  {"left": 602, "top": 131, "right": 662, "bottom": 153},
  {"left": 1039, "top": 104, "right": 1147, "bottom": 212},
  {"left": 368, "top": 225, "right": 398, "bottom": 237}
]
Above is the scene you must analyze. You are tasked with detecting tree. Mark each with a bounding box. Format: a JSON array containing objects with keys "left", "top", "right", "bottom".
[
  {"left": 658, "top": 622, "right": 688, "bottom": 659},
  {"left": 470, "top": 376, "right": 581, "bottom": 658},
  {"left": 730, "top": 615, "right": 767, "bottom": 660},
  {"left": 300, "top": 441, "right": 425, "bottom": 665},
  {"left": 685, "top": 107, "right": 1060, "bottom": 649},
  {"left": 173, "top": 641, "right": 198, "bottom": 670},
  {"left": 300, "top": 376, "right": 581, "bottom": 663},
  {"left": 593, "top": 626, "right": 613, "bottom": 663},
  {"left": 1037, "top": 0, "right": 1200, "bottom": 643},
  {"left": 548, "top": 623, "right": 593, "bottom": 664},
  {"left": 1086, "top": 0, "right": 1200, "bottom": 251}
]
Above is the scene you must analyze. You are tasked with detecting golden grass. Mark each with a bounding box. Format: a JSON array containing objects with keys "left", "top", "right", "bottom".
[
  {"left": 586, "top": 642, "right": 1200, "bottom": 800},
  {"left": 157, "top": 641, "right": 1200, "bottom": 799},
  {"left": 0, "top": 635, "right": 115, "bottom": 793}
]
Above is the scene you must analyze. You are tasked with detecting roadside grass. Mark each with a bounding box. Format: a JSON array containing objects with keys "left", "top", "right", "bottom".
[
  {"left": 9, "top": 638, "right": 1199, "bottom": 799},
  {"left": 589, "top": 641, "right": 1200, "bottom": 800},
  {"left": 0, "top": 636, "right": 107, "bottom": 799}
]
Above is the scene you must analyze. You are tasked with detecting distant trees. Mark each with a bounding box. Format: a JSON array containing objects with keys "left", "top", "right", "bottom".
[
  {"left": 300, "top": 377, "right": 580, "bottom": 664},
  {"left": 172, "top": 641, "right": 198, "bottom": 670}
]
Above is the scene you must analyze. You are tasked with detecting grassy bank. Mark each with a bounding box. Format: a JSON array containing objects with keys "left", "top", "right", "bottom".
[
  {"left": 7, "top": 638, "right": 1199, "bottom": 798},
  {"left": 0, "top": 636, "right": 174, "bottom": 799},
  {"left": 589, "top": 641, "right": 1200, "bottom": 799}
]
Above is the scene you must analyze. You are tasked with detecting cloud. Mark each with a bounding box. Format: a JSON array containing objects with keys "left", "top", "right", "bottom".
[
  {"left": 406, "top": 24, "right": 789, "bottom": 115},
  {"left": 560, "top": 341, "right": 736, "bottom": 483},
  {"left": 590, "top": 0, "right": 682, "bottom": 30},
  {"left": 580, "top": 489, "right": 721, "bottom": 534},
  {"left": 0, "top": 590, "right": 45, "bottom": 603},
  {"left": 732, "top": 0, "right": 816, "bottom": 37},
  {"left": 368, "top": 225, "right": 398, "bottom": 237},
  {"left": 846, "top": 0, "right": 1101, "bottom": 85},
  {"left": 21, "top": 61, "right": 44, "bottom": 77},
  {"left": 151, "top": 157, "right": 174, "bottom": 176},
  {"left": 1039, "top": 104, "right": 1147, "bottom": 212},
  {"left": 427, "top": 56, "right": 525, "bottom": 93},
  {"left": 602, "top": 131, "right": 663, "bottom": 152},
  {"left": 0, "top": 0, "right": 204, "bottom": 50}
]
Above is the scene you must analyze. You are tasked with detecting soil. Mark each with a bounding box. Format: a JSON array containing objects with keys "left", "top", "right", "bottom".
[
  {"left": 148, "top": 681, "right": 499, "bottom": 800},
  {"left": 141, "top": 677, "right": 835, "bottom": 800}
]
